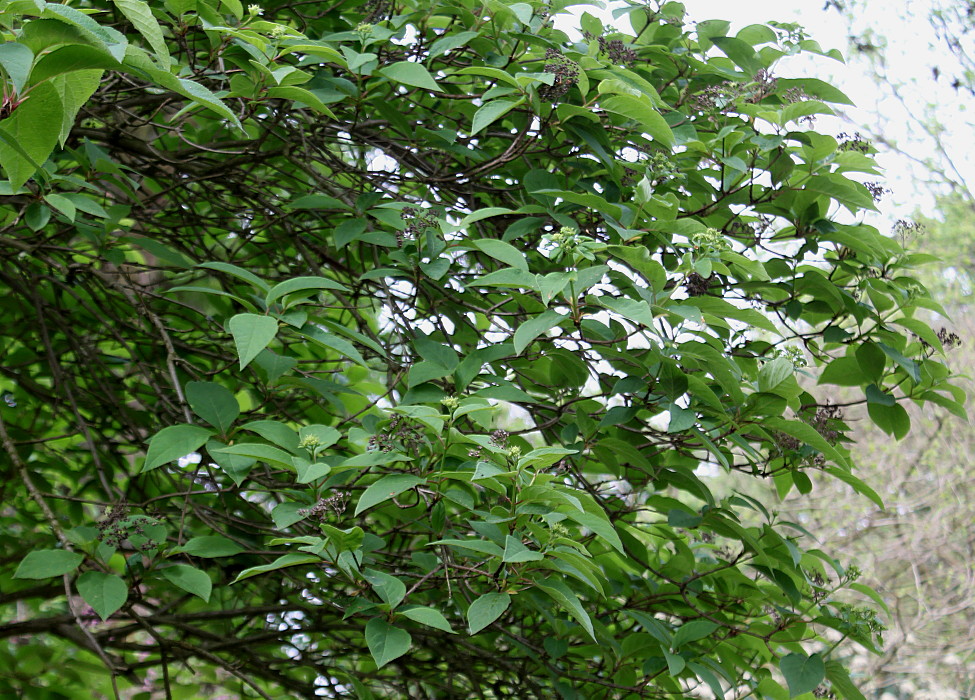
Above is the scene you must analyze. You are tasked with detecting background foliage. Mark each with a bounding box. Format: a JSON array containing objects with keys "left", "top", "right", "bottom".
[{"left": 0, "top": 0, "right": 965, "bottom": 697}]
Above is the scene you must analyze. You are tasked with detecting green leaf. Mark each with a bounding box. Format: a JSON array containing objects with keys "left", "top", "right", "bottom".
[
  {"left": 239, "top": 420, "right": 300, "bottom": 452},
  {"left": 43, "top": 194, "right": 76, "bottom": 221},
  {"left": 42, "top": 4, "right": 129, "bottom": 57},
  {"left": 663, "top": 648, "right": 686, "bottom": 675},
  {"left": 233, "top": 553, "right": 321, "bottom": 582},
  {"left": 430, "top": 538, "right": 505, "bottom": 558},
  {"left": 865, "top": 383, "right": 895, "bottom": 406},
  {"left": 51, "top": 68, "right": 103, "bottom": 147},
  {"left": 467, "top": 592, "right": 511, "bottom": 634},
  {"left": 824, "top": 660, "right": 867, "bottom": 700},
  {"left": 174, "top": 535, "right": 245, "bottom": 558},
  {"left": 877, "top": 342, "right": 921, "bottom": 383},
  {"left": 470, "top": 267, "right": 538, "bottom": 289},
  {"left": 30, "top": 44, "right": 120, "bottom": 82},
  {"left": 764, "top": 417, "right": 847, "bottom": 468},
  {"left": 534, "top": 578, "right": 595, "bottom": 640},
  {"left": 14, "top": 549, "right": 84, "bottom": 579},
  {"left": 600, "top": 94, "right": 674, "bottom": 148},
  {"left": 228, "top": 314, "right": 278, "bottom": 370},
  {"left": 848, "top": 581, "right": 891, "bottom": 616},
  {"left": 514, "top": 309, "right": 567, "bottom": 355},
  {"left": 454, "top": 65, "right": 519, "bottom": 86},
  {"left": 671, "top": 620, "right": 718, "bottom": 649},
  {"left": 161, "top": 564, "right": 212, "bottom": 602},
  {"left": 712, "top": 36, "right": 764, "bottom": 74},
  {"left": 265, "top": 276, "right": 347, "bottom": 307},
  {"left": 295, "top": 460, "right": 331, "bottom": 483},
  {"left": 502, "top": 535, "right": 544, "bottom": 563},
  {"left": 255, "top": 349, "right": 297, "bottom": 382},
  {"left": 399, "top": 605, "right": 456, "bottom": 633},
  {"left": 428, "top": 30, "right": 479, "bottom": 59},
  {"left": 0, "top": 43, "right": 33, "bottom": 93},
  {"left": 778, "top": 77, "right": 853, "bottom": 105},
  {"left": 867, "top": 401, "right": 911, "bottom": 440},
  {"left": 355, "top": 474, "right": 424, "bottom": 516},
  {"left": 198, "top": 261, "right": 270, "bottom": 291},
  {"left": 471, "top": 98, "right": 522, "bottom": 134},
  {"left": 758, "top": 357, "right": 794, "bottom": 392},
  {"left": 185, "top": 381, "right": 240, "bottom": 434},
  {"left": 518, "top": 446, "right": 577, "bottom": 469},
  {"left": 561, "top": 510, "right": 625, "bottom": 554},
  {"left": 288, "top": 193, "right": 348, "bottom": 210},
  {"left": 267, "top": 86, "right": 337, "bottom": 118},
  {"left": 302, "top": 326, "right": 369, "bottom": 368},
  {"left": 379, "top": 61, "right": 442, "bottom": 92},
  {"left": 470, "top": 238, "right": 528, "bottom": 271},
  {"left": 780, "top": 652, "right": 825, "bottom": 698},
  {"left": 365, "top": 618, "right": 412, "bottom": 668},
  {"left": 114, "top": 0, "right": 170, "bottom": 65},
  {"left": 272, "top": 502, "right": 307, "bottom": 529},
  {"left": 0, "top": 81, "right": 62, "bottom": 190},
  {"left": 363, "top": 568, "right": 407, "bottom": 608},
  {"left": 176, "top": 78, "right": 243, "bottom": 131},
  {"left": 143, "top": 424, "right": 215, "bottom": 472},
  {"left": 214, "top": 443, "right": 296, "bottom": 467},
  {"left": 824, "top": 467, "right": 884, "bottom": 509},
  {"left": 413, "top": 334, "right": 460, "bottom": 369},
  {"left": 77, "top": 572, "right": 128, "bottom": 620}
]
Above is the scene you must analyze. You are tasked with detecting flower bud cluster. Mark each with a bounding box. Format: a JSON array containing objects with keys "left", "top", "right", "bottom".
[
  {"left": 597, "top": 36, "right": 637, "bottom": 66},
  {"left": 684, "top": 272, "right": 713, "bottom": 297},
  {"left": 837, "top": 131, "right": 871, "bottom": 153},
  {"left": 297, "top": 494, "right": 348, "bottom": 521},
  {"left": 540, "top": 49, "right": 579, "bottom": 101},
  {"left": 399, "top": 207, "right": 438, "bottom": 247},
  {"left": 690, "top": 228, "right": 729, "bottom": 256}
]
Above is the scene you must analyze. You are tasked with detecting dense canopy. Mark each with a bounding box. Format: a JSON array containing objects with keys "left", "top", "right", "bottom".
[{"left": 0, "top": 0, "right": 965, "bottom": 697}]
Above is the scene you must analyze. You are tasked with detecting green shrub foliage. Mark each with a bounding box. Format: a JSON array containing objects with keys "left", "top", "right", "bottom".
[{"left": 0, "top": 0, "right": 964, "bottom": 697}]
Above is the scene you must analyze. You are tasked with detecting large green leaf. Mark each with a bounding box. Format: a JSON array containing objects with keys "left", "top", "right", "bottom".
[
  {"left": 534, "top": 578, "right": 594, "bottom": 640},
  {"left": 142, "top": 424, "right": 215, "bottom": 472},
  {"left": 185, "top": 381, "right": 240, "bottom": 434},
  {"left": 379, "top": 61, "right": 442, "bottom": 92},
  {"left": 0, "top": 43, "right": 33, "bottom": 93},
  {"left": 470, "top": 238, "right": 529, "bottom": 271},
  {"left": 265, "top": 275, "right": 348, "bottom": 306},
  {"left": 600, "top": 94, "right": 674, "bottom": 147},
  {"left": 114, "top": 0, "right": 170, "bottom": 65},
  {"left": 14, "top": 549, "right": 84, "bottom": 579},
  {"left": 233, "top": 554, "right": 322, "bottom": 582},
  {"left": 513, "top": 309, "right": 567, "bottom": 355},
  {"left": 77, "top": 572, "right": 128, "bottom": 620},
  {"left": 174, "top": 535, "right": 245, "bottom": 558},
  {"left": 364, "top": 618, "right": 412, "bottom": 668},
  {"left": 355, "top": 475, "right": 424, "bottom": 516},
  {"left": 471, "top": 98, "right": 522, "bottom": 134},
  {"left": 51, "top": 69, "right": 103, "bottom": 145},
  {"left": 0, "top": 81, "right": 62, "bottom": 189},
  {"left": 363, "top": 568, "right": 407, "bottom": 608},
  {"left": 30, "top": 44, "right": 120, "bottom": 82},
  {"left": 161, "top": 564, "right": 212, "bottom": 602},
  {"left": 780, "top": 652, "right": 825, "bottom": 697},
  {"left": 399, "top": 605, "right": 456, "bottom": 633},
  {"left": 228, "top": 314, "right": 278, "bottom": 370},
  {"left": 467, "top": 592, "right": 510, "bottom": 634}
]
